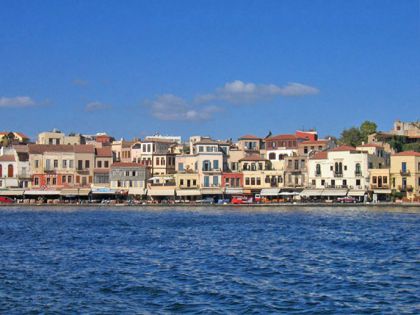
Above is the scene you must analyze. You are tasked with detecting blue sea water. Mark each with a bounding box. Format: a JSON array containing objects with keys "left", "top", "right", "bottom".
[{"left": 0, "top": 206, "right": 419, "bottom": 314}]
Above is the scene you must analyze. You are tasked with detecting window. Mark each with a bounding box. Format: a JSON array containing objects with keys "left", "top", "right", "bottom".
[
  {"left": 204, "top": 176, "right": 210, "bottom": 187},
  {"left": 187, "top": 179, "right": 191, "bottom": 187},
  {"left": 180, "top": 179, "right": 184, "bottom": 186},
  {"left": 392, "top": 178, "right": 395, "bottom": 188},
  {"left": 316, "top": 164, "right": 321, "bottom": 175},
  {"left": 312, "top": 180, "right": 316, "bottom": 186},
  {"left": 54, "top": 160, "right": 58, "bottom": 168},
  {"left": 268, "top": 152, "right": 276, "bottom": 160},
  {"left": 45, "top": 159, "right": 51, "bottom": 170},
  {"left": 98, "top": 161, "right": 102, "bottom": 168},
  {"left": 161, "top": 157, "right": 165, "bottom": 165},
  {"left": 256, "top": 177, "right": 261, "bottom": 185},
  {"left": 265, "top": 176, "right": 270, "bottom": 183},
  {"left": 63, "top": 160, "right": 67, "bottom": 168},
  {"left": 251, "top": 178, "right": 256, "bottom": 185},
  {"left": 35, "top": 160, "right": 39, "bottom": 168},
  {"left": 34, "top": 177, "right": 39, "bottom": 185},
  {"left": 383, "top": 176, "right": 388, "bottom": 184},
  {"left": 356, "top": 179, "right": 361, "bottom": 186},
  {"left": 78, "top": 160, "right": 83, "bottom": 170},
  {"left": 331, "top": 179, "right": 335, "bottom": 187},
  {"left": 294, "top": 160, "right": 299, "bottom": 170},
  {"left": 202, "top": 160, "right": 211, "bottom": 171},
  {"left": 62, "top": 175, "right": 66, "bottom": 183},
  {"left": 52, "top": 177, "right": 57, "bottom": 185},
  {"left": 245, "top": 177, "right": 250, "bottom": 185},
  {"left": 343, "top": 179, "right": 347, "bottom": 187},
  {"left": 321, "top": 179, "right": 325, "bottom": 186},
  {"left": 304, "top": 147, "right": 308, "bottom": 154},
  {"left": 68, "top": 176, "right": 72, "bottom": 183},
  {"left": 193, "top": 180, "right": 197, "bottom": 186},
  {"left": 178, "top": 163, "right": 184, "bottom": 171},
  {"left": 213, "top": 176, "right": 219, "bottom": 186},
  {"left": 355, "top": 163, "right": 362, "bottom": 175},
  {"left": 69, "top": 160, "right": 74, "bottom": 168},
  {"left": 213, "top": 160, "right": 219, "bottom": 170},
  {"left": 104, "top": 161, "right": 109, "bottom": 168},
  {"left": 402, "top": 162, "right": 407, "bottom": 173},
  {"left": 199, "top": 146, "right": 204, "bottom": 153},
  {"left": 372, "top": 176, "right": 377, "bottom": 184},
  {"left": 85, "top": 160, "right": 90, "bottom": 169},
  {"left": 7, "top": 164, "right": 13, "bottom": 177},
  {"left": 47, "top": 177, "right": 51, "bottom": 185}
]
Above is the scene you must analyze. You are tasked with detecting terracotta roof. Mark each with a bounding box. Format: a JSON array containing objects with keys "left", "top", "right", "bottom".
[
  {"left": 266, "top": 134, "right": 297, "bottom": 141},
  {"left": 392, "top": 151, "right": 420, "bottom": 157},
  {"left": 300, "top": 140, "right": 329, "bottom": 145},
  {"left": 74, "top": 145, "right": 95, "bottom": 154},
  {"left": 238, "top": 134, "right": 261, "bottom": 140},
  {"left": 329, "top": 145, "right": 357, "bottom": 152},
  {"left": 95, "top": 147, "right": 112, "bottom": 157},
  {"left": 28, "top": 144, "right": 74, "bottom": 154},
  {"left": 15, "top": 132, "right": 29, "bottom": 139},
  {"left": 111, "top": 162, "right": 146, "bottom": 168},
  {"left": 121, "top": 141, "right": 136, "bottom": 148},
  {"left": 12, "top": 145, "right": 29, "bottom": 153},
  {"left": 0, "top": 155, "right": 15, "bottom": 162},
  {"left": 239, "top": 154, "right": 267, "bottom": 162},
  {"left": 0, "top": 131, "right": 29, "bottom": 139},
  {"left": 310, "top": 151, "right": 328, "bottom": 160},
  {"left": 28, "top": 144, "right": 95, "bottom": 154}
]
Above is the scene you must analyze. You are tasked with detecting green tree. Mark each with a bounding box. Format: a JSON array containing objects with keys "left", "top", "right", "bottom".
[
  {"left": 402, "top": 142, "right": 420, "bottom": 152},
  {"left": 360, "top": 121, "right": 377, "bottom": 142},
  {"left": 339, "top": 127, "right": 363, "bottom": 147}
]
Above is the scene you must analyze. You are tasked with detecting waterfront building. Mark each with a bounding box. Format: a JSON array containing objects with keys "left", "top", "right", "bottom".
[
  {"left": 305, "top": 146, "right": 386, "bottom": 200},
  {"left": 390, "top": 151, "right": 420, "bottom": 201},
  {"left": 109, "top": 162, "right": 149, "bottom": 197},
  {"left": 147, "top": 175, "right": 177, "bottom": 200}
]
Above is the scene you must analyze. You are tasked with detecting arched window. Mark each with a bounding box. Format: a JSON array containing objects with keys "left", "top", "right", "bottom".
[
  {"left": 268, "top": 152, "right": 276, "bottom": 160},
  {"left": 7, "top": 164, "right": 13, "bottom": 178}
]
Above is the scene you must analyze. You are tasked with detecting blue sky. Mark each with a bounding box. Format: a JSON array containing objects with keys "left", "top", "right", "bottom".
[{"left": 0, "top": 0, "right": 419, "bottom": 141}]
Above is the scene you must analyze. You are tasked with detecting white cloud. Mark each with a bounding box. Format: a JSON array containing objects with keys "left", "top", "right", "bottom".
[
  {"left": 147, "top": 94, "right": 221, "bottom": 121},
  {"left": 0, "top": 96, "right": 35, "bottom": 107},
  {"left": 85, "top": 101, "right": 111, "bottom": 112},
  {"left": 196, "top": 80, "right": 319, "bottom": 103}
]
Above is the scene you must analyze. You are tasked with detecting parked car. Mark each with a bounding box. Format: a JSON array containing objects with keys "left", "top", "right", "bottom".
[
  {"left": 0, "top": 196, "right": 13, "bottom": 203},
  {"left": 337, "top": 196, "right": 357, "bottom": 203},
  {"left": 231, "top": 196, "right": 253, "bottom": 204}
]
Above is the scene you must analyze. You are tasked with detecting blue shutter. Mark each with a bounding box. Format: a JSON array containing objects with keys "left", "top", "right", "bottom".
[
  {"left": 213, "top": 176, "right": 219, "bottom": 186},
  {"left": 213, "top": 160, "right": 219, "bottom": 170},
  {"left": 204, "top": 176, "right": 210, "bottom": 187}
]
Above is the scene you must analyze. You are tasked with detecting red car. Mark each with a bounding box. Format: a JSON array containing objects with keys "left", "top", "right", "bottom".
[
  {"left": 0, "top": 196, "right": 13, "bottom": 203},
  {"left": 232, "top": 196, "right": 253, "bottom": 204}
]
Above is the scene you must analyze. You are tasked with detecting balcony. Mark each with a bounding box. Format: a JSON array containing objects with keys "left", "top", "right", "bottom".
[
  {"left": 334, "top": 172, "right": 343, "bottom": 178},
  {"left": 400, "top": 170, "right": 411, "bottom": 176},
  {"left": 355, "top": 172, "right": 363, "bottom": 177},
  {"left": 371, "top": 184, "right": 389, "bottom": 189},
  {"left": 76, "top": 168, "right": 90, "bottom": 175},
  {"left": 44, "top": 168, "right": 56, "bottom": 174},
  {"left": 202, "top": 168, "right": 222, "bottom": 173}
]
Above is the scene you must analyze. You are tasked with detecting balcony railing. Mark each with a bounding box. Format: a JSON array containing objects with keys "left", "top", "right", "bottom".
[
  {"left": 355, "top": 172, "right": 363, "bottom": 177},
  {"left": 334, "top": 172, "right": 343, "bottom": 178},
  {"left": 370, "top": 184, "right": 389, "bottom": 189},
  {"left": 400, "top": 170, "right": 411, "bottom": 176}
]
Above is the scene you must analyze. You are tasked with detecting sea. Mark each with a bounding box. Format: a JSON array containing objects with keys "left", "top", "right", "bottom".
[{"left": 0, "top": 206, "right": 419, "bottom": 314}]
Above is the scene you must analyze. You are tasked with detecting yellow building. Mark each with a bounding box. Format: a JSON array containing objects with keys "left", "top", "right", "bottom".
[{"left": 390, "top": 151, "right": 420, "bottom": 201}]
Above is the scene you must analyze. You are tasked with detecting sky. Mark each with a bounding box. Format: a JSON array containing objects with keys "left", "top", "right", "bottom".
[{"left": 0, "top": 0, "right": 419, "bottom": 141}]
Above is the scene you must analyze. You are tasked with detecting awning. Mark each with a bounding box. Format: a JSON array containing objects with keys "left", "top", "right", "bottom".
[
  {"left": 61, "top": 189, "right": 79, "bottom": 197},
  {"left": 78, "top": 189, "right": 91, "bottom": 196},
  {"left": 176, "top": 189, "right": 201, "bottom": 196},
  {"left": 148, "top": 189, "right": 175, "bottom": 196},
  {"left": 224, "top": 188, "right": 244, "bottom": 195},
  {"left": 348, "top": 190, "right": 366, "bottom": 197},
  {"left": 91, "top": 188, "right": 116, "bottom": 194},
  {"left": 279, "top": 191, "right": 300, "bottom": 196},
  {"left": 300, "top": 189, "right": 323, "bottom": 197},
  {"left": 321, "top": 189, "right": 348, "bottom": 197},
  {"left": 128, "top": 188, "right": 146, "bottom": 195},
  {"left": 200, "top": 188, "right": 223, "bottom": 195},
  {"left": 24, "top": 190, "right": 61, "bottom": 196},
  {"left": 373, "top": 189, "right": 392, "bottom": 194},
  {"left": 0, "top": 190, "right": 25, "bottom": 196},
  {"left": 260, "top": 188, "right": 280, "bottom": 196}
]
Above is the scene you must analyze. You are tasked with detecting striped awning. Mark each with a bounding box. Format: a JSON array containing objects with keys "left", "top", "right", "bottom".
[
  {"left": 260, "top": 188, "right": 280, "bottom": 196},
  {"left": 0, "top": 190, "right": 25, "bottom": 196},
  {"left": 148, "top": 189, "right": 175, "bottom": 196},
  {"left": 348, "top": 190, "right": 366, "bottom": 197},
  {"left": 300, "top": 189, "right": 323, "bottom": 197},
  {"left": 321, "top": 189, "right": 348, "bottom": 197},
  {"left": 24, "top": 190, "right": 61, "bottom": 196},
  {"left": 176, "top": 189, "right": 201, "bottom": 196},
  {"left": 128, "top": 188, "right": 146, "bottom": 196},
  {"left": 200, "top": 188, "right": 223, "bottom": 195}
]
